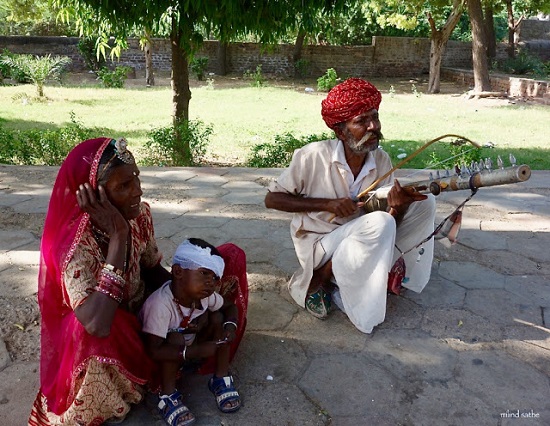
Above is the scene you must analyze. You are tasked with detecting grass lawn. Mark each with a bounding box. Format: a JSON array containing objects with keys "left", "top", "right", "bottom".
[{"left": 1, "top": 73, "right": 549, "bottom": 169}]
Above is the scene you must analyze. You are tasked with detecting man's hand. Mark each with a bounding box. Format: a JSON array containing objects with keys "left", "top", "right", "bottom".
[
  {"left": 386, "top": 179, "right": 427, "bottom": 216},
  {"left": 326, "top": 197, "right": 365, "bottom": 218},
  {"left": 266, "top": 191, "right": 365, "bottom": 219}
]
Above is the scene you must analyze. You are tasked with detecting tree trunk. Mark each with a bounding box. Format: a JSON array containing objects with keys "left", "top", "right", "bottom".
[
  {"left": 217, "top": 41, "right": 228, "bottom": 76},
  {"left": 467, "top": 0, "right": 491, "bottom": 93},
  {"left": 483, "top": 3, "right": 496, "bottom": 62},
  {"left": 144, "top": 36, "right": 155, "bottom": 86},
  {"left": 427, "top": 1, "right": 465, "bottom": 94},
  {"left": 293, "top": 29, "right": 306, "bottom": 63},
  {"left": 292, "top": 29, "right": 307, "bottom": 78},
  {"left": 505, "top": 0, "right": 524, "bottom": 58},
  {"left": 428, "top": 33, "right": 445, "bottom": 94},
  {"left": 170, "top": 23, "right": 192, "bottom": 165}
]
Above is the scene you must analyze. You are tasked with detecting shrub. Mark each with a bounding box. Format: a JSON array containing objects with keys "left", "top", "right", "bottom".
[
  {"left": 0, "top": 114, "right": 97, "bottom": 165},
  {"left": 294, "top": 58, "right": 311, "bottom": 79},
  {"left": 142, "top": 120, "right": 213, "bottom": 166},
  {"left": 77, "top": 37, "right": 107, "bottom": 73},
  {"left": 244, "top": 64, "right": 266, "bottom": 87},
  {"left": 247, "top": 132, "right": 332, "bottom": 168},
  {"left": 0, "top": 49, "right": 32, "bottom": 83},
  {"left": 427, "top": 139, "right": 482, "bottom": 170},
  {"left": 96, "top": 66, "right": 132, "bottom": 88},
  {"left": 190, "top": 56, "right": 209, "bottom": 81},
  {"left": 0, "top": 53, "right": 71, "bottom": 97},
  {"left": 496, "top": 50, "right": 547, "bottom": 77},
  {"left": 317, "top": 68, "right": 339, "bottom": 92}
]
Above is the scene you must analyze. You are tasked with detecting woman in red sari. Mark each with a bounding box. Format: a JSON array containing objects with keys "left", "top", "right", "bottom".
[{"left": 29, "top": 138, "right": 248, "bottom": 425}]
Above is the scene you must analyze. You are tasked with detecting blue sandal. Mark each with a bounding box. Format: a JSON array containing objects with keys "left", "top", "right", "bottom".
[
  {"left": 158, "top": 390, "right": 195, "bottom": 426},
  {"left": 208, "top": 375, "right": 241, "bottom": 413}
]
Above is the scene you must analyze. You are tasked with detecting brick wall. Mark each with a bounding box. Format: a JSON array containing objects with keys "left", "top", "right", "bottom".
[
  {"left": 0, "top": 33, "right": 546, "bottom": 78},
  {"left": 0, "top": 35, "right": 464, "bottom": 77},
  {"left": 516, "top": 19, "right": 550, "bottom": 41},
  {"left": 441, "top": 67, "right": 550, "bottom": 100}
]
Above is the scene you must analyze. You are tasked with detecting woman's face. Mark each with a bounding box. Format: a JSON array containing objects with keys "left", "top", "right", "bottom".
[{"left": 102, "top": 163, "right": 143, "bottom": 220}]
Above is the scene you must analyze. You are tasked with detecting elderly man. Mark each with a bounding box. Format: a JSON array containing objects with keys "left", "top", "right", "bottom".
[{"left": 264, "top": 78, "right": 436, "bottom": 333}]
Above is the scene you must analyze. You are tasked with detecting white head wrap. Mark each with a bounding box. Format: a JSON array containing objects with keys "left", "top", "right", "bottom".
[{"left": 172, "top": 239, "right": 225, "bottom": 278}]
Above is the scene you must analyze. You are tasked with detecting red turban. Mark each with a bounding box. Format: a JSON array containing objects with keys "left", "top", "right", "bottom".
[{"left": 321, "top": 78, "right": 382, "bottom": 130}]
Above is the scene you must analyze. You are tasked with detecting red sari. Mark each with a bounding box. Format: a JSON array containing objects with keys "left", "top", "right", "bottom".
[{"left": 29, "top": 138, "right": 248, "bottom": 425}]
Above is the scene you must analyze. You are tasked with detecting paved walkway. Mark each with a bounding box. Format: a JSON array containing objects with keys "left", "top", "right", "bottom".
[{"left": 0, "top": 165, "right": 548, "bottom": 425}]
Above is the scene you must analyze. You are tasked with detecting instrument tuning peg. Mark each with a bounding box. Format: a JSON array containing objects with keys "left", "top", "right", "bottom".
[
  {"left": 485, "top": 158, "right": 493, "bottom": 171},
  {"left": 478, "top": 159, "right": 485, "bottom": 171},
  {"left": 509, "top": 153, "right": 517, "bottom": 166},
  {"left": 497, "top": 156, "right": 504, "bottom": 169}
]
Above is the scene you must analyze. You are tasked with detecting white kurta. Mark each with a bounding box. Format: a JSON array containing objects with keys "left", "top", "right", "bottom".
[{"left": 268, "top": 139, "right": 436, "bottom": 333}]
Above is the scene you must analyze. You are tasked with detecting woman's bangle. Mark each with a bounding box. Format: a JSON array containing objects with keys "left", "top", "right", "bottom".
[
  {"left": 94, "top": 285, "right": 123, "bottom": 303},
  {"left": 223, "top": 321, "right": 238, "bottom": 331},
  {"left": 180, "top": 345, "right": 187, "bottom": 361},
  {"left": 102, "top": 263, "right": 124, "bottom": 277}
]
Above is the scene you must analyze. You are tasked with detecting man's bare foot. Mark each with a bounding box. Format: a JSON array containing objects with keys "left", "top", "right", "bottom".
[{"left": 307, "top": 260, "right": 333, "bottom": 295}]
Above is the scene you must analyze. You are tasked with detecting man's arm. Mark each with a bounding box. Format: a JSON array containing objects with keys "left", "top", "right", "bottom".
[{"left": 265, "top": 191, "right": 361, "bottom": 218}]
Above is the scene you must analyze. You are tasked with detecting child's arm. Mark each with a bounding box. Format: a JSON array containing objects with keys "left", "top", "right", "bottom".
[
  {"left": 218, "top": 298, "right": 239, "bottom": 343},
  {"left": 144, "top": 332, "right": 223, "bottom": 361}
]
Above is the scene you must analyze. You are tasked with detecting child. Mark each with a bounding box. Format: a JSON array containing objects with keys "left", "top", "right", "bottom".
[{"left": 140, "top": 238, "right": 241, "bottom": 426}]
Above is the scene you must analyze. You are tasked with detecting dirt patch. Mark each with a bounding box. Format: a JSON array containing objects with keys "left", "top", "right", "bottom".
[{"left": 62, "top": 70, "right": 477, "bottom": 96}]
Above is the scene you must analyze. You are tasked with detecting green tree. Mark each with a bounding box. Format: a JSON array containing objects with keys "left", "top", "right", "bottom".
[
  {"left": 503, "top": 0, "right": 550, "bottom": 58},
  {"left": 426, "top": 1, "right": 466, "bottom": 93},
  {"left": 0, "top": 0, "right": 75, "bottom": 35},
  {"left": 54, "top": 0, "right": 345, "bottom": 164},
  {"left": 351, "top": 1, "right": 466, "bottom": 94}
]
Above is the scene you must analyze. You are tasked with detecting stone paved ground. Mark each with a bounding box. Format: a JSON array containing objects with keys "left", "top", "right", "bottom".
[{"left": 0, "top": 165, "right": 548, "bottom": 426}]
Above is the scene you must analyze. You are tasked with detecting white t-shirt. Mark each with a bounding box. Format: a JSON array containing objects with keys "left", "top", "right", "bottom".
[{"left": 140, "top": 280, "right": 224, "bottom": 346}]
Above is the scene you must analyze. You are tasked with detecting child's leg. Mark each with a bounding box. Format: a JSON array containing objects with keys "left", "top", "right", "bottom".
[
  {"left": 158, "top": 333, "right": 195, "bottom": 425},
  {"left": 159, "top": 359, "right": 180, "bottom": 396},
  {"left": 200, "top": 311, "right": 240, "bottom": 412}
]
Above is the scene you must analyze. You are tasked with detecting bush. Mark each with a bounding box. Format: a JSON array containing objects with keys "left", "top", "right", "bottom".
[
  {"left": 0, "top": 53, "right": 71, "bottom": 97},
  {"left": 142, "top": 120, "right": 213, "bottom": 166},
  {"left": 294, "top": 58, "right": 311, "bottom": 79},
  {"left": 96, "top": 66, "right": 132, "bottom": 88},
  {"left": 0, "top": 49, "right": 32, "bottom": 83},
  {"left": 317, "top": 68, "right": 339, "bottom": 92},
  {"left": 496, "top": 50, "right": 547, "bottom": 77},
  {"left": 247, "top": 132, "right": 332, "bottom": 168},
  {"left": 77, "top": 37, "right": 107, "bottom": 73},
  {"left": 190, "top": 56, "right": 209, "bottom": 81},
  {"left": 427, "top": 139, "right": 482, "bottom": 170},
  {"left": 0, "top": 114, "right": 97, "bottom": 165},
  {"left": 244, "top": 65, "right": 266, "bottom": 87}
]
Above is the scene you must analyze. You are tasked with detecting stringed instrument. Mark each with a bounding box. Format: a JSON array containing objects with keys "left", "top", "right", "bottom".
[{"left": 361, "top": 156, "right": 531, "bottom": 213}]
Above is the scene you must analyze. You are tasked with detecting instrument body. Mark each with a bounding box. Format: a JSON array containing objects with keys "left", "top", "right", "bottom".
[{"left": 362, "top": 165, "right": 531, "bottom": 213}]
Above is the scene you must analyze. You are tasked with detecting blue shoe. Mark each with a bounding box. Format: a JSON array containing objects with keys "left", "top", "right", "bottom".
[{"left": 305, "top": 288, "right": 332, "bottom": 319}]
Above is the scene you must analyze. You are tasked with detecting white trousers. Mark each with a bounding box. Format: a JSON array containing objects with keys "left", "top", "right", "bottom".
[{"left": 314, "top": 195, "right": 436, "bottom": 333}]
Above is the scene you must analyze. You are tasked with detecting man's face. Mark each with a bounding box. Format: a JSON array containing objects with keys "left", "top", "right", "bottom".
[{"left": 341, "top": 109, "right": 383, "bottom": 154}]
